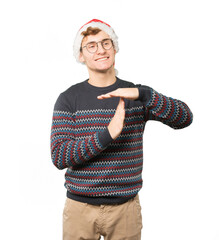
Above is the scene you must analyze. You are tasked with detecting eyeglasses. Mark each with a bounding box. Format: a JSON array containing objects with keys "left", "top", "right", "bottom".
[{"left": 81, "top": 38, "right": 113, "bottom": 53}]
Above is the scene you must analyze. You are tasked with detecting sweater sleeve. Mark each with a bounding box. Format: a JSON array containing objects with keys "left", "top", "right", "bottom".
[
  {"left": 50, "top": 93, "right": 114, "bottom": 170},
  {"left": 134, "top": 84, "right": 193, "bottom": 129}
]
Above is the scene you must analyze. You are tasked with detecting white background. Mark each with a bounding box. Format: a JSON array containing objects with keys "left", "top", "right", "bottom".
[{"left": 0, "top": 0, "right": 219, "bottom": 239}]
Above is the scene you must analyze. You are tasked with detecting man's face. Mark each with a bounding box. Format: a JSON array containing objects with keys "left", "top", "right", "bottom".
[{"left": 79, "top": 31, "right": 116, "bottom": 73}]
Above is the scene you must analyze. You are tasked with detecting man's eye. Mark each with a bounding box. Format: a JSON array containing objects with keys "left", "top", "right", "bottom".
[
  {"left": 88, "top": 43, "right": 96, "bottom": 49},
  {"left": 103, "top": 40, "right": 110, "bottom": 45}
]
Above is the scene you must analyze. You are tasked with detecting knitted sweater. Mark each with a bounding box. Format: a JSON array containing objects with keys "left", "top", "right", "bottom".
[{"left": 50, "top": 77, "right": 193, "bottom": 205}]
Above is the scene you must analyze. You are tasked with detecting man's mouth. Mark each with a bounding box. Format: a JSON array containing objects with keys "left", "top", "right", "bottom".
[{"left": 95, "top": 57, "right": 109, "bottom": 62}]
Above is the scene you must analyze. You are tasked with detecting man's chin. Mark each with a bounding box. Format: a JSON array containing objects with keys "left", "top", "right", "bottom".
[
  {"left": 95, "top": 64, "right": 114, "bottom": 74},
  {"left": 88, "top": 63, "right": 115, "bottom": 74},
  {"left": 96, "top": 68, "right": 108, "bottom": 73}
]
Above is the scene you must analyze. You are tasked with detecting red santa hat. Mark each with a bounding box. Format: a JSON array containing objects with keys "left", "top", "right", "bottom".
[{"left": 73, "top": 19, "right": 119, "bottom": 63}]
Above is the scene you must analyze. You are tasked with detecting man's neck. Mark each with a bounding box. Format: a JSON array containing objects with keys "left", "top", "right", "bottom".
[{"left": 87, "top": 68, "right": 116, "bottom": 87}]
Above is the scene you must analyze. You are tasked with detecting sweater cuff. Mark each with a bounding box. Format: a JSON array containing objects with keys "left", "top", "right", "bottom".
[
  {"left": 136, "top": 86, "right": 152, "bottom": 106},
  {"left": 98, "top": 126, "right": 114, "bottom": 149}
]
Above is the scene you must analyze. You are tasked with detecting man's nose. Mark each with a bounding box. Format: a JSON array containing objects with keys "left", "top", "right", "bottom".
[{"left": 96, "top": 42, "right": 106, "bottom": 54}]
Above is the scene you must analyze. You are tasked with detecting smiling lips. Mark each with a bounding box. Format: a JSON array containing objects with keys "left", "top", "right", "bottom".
[{"left": 95, "top": 56, "right": 109, "bottom": 61}]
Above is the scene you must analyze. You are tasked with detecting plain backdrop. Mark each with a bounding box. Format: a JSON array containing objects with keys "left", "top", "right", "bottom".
[{"left": 0, "top": 0, "right": 219, "bottom": 239}]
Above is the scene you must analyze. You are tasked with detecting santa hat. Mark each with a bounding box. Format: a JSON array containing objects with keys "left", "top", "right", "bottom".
[{"left": 73, "top": 19, "right": 119, "bottom": 63}]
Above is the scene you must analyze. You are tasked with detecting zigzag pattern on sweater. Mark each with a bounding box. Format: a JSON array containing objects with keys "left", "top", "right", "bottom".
[
  {"left": 147, "top": 89, "right": 193, "bottom": 129},
  {"left": 51, "top": 106, "right": 145, "bottom": 197},
  {"left": 51, "top": 85, "right": 193, "bottom": 198}
]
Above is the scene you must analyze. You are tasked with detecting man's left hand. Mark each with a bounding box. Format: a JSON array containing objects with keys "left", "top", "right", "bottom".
[{"left": 97, "top": 88, "right": 139, "bottom": 101}]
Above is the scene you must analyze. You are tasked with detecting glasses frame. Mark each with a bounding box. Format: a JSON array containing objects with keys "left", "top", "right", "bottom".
[{"left": 81, "top": 38, "right": 114, "bottom": 53}]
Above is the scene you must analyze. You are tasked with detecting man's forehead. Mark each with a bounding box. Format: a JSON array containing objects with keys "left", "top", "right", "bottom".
[{"left": 82, "top": 31, "right": 110, "bottom": 44}]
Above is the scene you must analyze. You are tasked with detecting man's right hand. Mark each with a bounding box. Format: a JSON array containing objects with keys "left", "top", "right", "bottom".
[{"left": 107, "top": 97, "right": 126, "bottom": 140}]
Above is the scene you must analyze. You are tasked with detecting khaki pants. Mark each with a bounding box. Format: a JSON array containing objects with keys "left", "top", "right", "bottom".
[{"left": 63, "top": 194, "right": 143, "bottom": 240}]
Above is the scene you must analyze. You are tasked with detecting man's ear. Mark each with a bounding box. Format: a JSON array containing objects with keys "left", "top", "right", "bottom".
[{"left": 79, "top": 52, "right": 85, "bottom": 63}]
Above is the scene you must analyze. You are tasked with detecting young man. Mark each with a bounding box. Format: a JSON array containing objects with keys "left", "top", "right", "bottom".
[{"left": 50, "top": 19, "right": 193, "bottom": 240}]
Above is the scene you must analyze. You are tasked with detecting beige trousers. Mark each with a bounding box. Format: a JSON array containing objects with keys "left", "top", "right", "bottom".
[{"left": 63, "top": 194, "right": 143, "bottom": 240}]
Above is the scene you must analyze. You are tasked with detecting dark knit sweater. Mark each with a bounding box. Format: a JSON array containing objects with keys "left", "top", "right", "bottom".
[{"left": 50, "top": 77, "right": 193, "bottom": 205}]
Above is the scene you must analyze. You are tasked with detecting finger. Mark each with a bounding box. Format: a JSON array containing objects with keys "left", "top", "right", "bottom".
[
  {"left": 119, "top": 97, "right": 124, "bottom": 103},
  {"left": 119, "top": 97, "right": 125, "bottom": 104},
  {"left": 97, "top": 94, "right": 113, "bottom": 99},
  {"left": 97, "top": 90, "right": 121, "bottom": 99},
  {"left": 117, "top": 97, "right": 125, "bottom": 110}
]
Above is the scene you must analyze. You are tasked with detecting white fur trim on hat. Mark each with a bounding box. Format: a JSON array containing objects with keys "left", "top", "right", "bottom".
[{"left": 73, "top": 19, "right": 119, "bottom": 63}]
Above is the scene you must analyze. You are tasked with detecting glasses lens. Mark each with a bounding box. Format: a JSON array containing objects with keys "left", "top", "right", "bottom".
[
  {"left": 86, "top": 42, "right": 97, "bottom": 53},
  {"left": 102, "top": 39, "right": 112, "bottom": 50}
]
